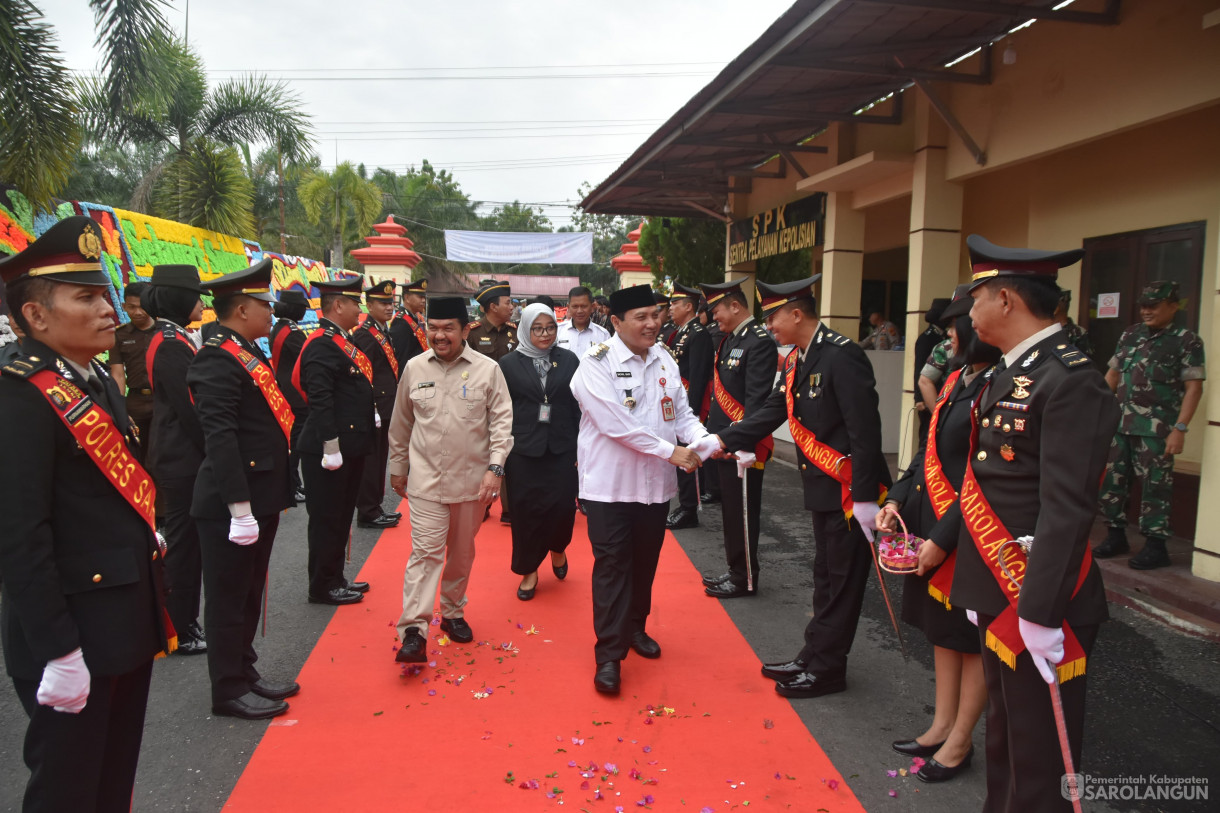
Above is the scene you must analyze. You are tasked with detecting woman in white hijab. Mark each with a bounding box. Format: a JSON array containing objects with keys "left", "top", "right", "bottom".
[{"left": 497, "top": 303, "right": 582, "bottom": 600}]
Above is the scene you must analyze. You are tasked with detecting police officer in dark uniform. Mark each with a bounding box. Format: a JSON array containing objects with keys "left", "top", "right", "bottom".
[
  {"left": 188, "top": 259, "right": 300, "bottom": 720},
  {"left": 467, "top": 279, "right": 517, "bottom": 521},
  {"left": 270, "top": 289, "right": 310, "bottom": 502},
  {"left": 698, "top": 279, "right": 778, "bottom": 598},
  {"left": 665, "top": 282, "right": 714, "bottom": 531},
  {"left": 352, "top": 279, "right": 402, "bottom": 530},
  {"left": 294, "top": 277, "right": 376, "bottom": 605},
  {"left": 0, "top": 216, "right": 170, "bottom": 811},
  {"left": 715, "top": 276, "right": 889, "bottom": 697},
  {"left": 656, "top": 291, "right": 677, "bottom": 347},
  {"left": 144, "top": 264, "right": 208, "bottom": 655},
  {"left": 389, "top": 278, "right": 429, "bottom": 363},
  {"left": 108, "top": 281, "right": 157, "bottom": 465},
  {"left": 948, "top": 236, "right": 1117, "bottom": 812}
]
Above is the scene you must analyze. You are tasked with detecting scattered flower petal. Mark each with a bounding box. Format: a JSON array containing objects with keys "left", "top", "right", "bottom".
[
  {"left": 887, "top": 770, "right": 898, "bottom": 777},
  {"left": 763, "top": 719, "right": 774, "bottom": 729},
  {"left": 889, "top": 790, "right": 898, "bottom": 798}
]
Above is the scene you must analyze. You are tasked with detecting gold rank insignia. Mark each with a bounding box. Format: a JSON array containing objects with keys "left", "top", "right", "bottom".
[
  {"left": 1011, "top": 375, "right": 1033, "bottom": 399},
  {"left": 1013, "top": 418, "right": 1026, "bottom": 432},
  {"left": 1000, "top": 443, "right": 1015, "bottom": 462}
]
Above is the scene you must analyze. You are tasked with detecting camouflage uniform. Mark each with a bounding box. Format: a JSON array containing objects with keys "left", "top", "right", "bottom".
[
  {"left": 1098, "top": 321, "right": 1205, "bottom": 538},
  {"left": 919, "top": 336, "right": 954, "bottom": 387},
  {"left": 1062, "top": 318, "right": 1093, "bottom": 358}
]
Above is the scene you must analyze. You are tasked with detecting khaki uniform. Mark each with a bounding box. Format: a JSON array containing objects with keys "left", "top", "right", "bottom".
[
  {"left": 388, "top": 342, "right": 513, "bottom": 638},
  {"left": 466, "top": 319, "right": 518, "bottom": 361}
]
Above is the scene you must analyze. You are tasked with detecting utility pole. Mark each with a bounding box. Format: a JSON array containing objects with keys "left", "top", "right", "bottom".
[{"left": 278, "top": 146, "right": 287, "bottom": 254}]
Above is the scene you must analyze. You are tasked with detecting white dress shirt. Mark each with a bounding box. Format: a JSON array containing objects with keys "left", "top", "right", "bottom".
[
  {"left": 1002, "top": 322, "right": 1063, "bottom": 369},
  {"left": 570, "top": 333, "right": 710, "bottom": 505},
  {"left": 556, "top": 319, "right": 610, "bottom": 358}
]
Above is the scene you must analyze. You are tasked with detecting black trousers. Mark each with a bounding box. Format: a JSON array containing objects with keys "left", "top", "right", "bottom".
[
  {"left": 288, "top": 414, "right": 305, "bottom": 494},
  {"left": 796, "top": 509, "right": 872, "bottom": 675},
  {"left": 585, "top": 500, "right": 667, "bottom": 664},
  {"left": 977, "top": 613, "right": 1098, "bottom": 813},
  {"left": 160, "top": 474, "right": 202, "bottom": 635},
  {"left": 356, "top": 416, "right": 391, "bottom": 521},
  {"left": 13, "top": 659, "right": 153, "bottom": 813},
  {"left": 301, "top": 451, "right": 367, "bottom": 595},
  {"left": 197, "top": 513, "right": 279, "bottom": 703},
  {"left": 507, "top": 449, "right": 577, "bottom": 575},
  {"left": 715, "top": 460, "right": 764, "bottom": 586},
  {"left": 675, "top": 468, "right": 700, "bottom": 512},
  {"left": 129, "top": 413, "right": 153, "bottom": 468}
]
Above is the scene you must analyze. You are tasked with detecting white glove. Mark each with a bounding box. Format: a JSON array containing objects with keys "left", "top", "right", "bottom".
[
  {"left": 37, "top": 647, "right": 90, "bottom": 713},
  {"left": 734, "top": 450, "right": 756, "bottom": 478},
  {"left": 852, "top": 501, "right": 881, "bottom": 542},
  {"left": 1019, "top": 618, "right": 1065, "bottom": 684},
  {"left": 966, "top": 609, "right": 978, "bottom": 627},
  {"left": 322, "top": 451, "right": 343, "bottom": 471},
  {"left": 229, "top": 513, "right": 259, "bottom": 546},
  {"left": 374, "top": 409, "right": 382, "bottom": 429},
  {"left": 687, "top": 435, "right": 721, "bottom": 462}
]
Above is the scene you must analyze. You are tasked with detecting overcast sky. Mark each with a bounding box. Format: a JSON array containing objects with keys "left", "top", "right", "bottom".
[{"left": 46, "top": 0, "right": 796, "bottom": 227}]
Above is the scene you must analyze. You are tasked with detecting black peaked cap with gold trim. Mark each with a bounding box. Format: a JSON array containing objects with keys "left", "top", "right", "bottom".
[
  {"left": 671, "top": 281, "right": 701, "bottom": 302},
  {"left": 967, "top": 234, "right": 1084, "bottom": 291},
  {"left": 402, "top": 278, "right": 428, "bottom": 294},
  {"left": 202, "top": 258, "right": 276, "bottom": 302},
  {"left": 314, "top": 276, "right": 364, "bottom": 302},
  {"left": 756, "top": 274, "right": 820, "bottom": 318},
  {"left": 698, "top": 278, "right": 746, "bottom": 308},
  {"left": 0, "top": 216, "right": 111, "bottom": 287},
  {"left": 365, "top": 278, "right": 396, "bottom": 301}
]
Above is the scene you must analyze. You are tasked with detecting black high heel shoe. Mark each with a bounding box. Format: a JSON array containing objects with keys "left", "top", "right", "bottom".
[
  {"left": 891, "top": 738, "right": 946, "bottom": 758},
  {"left": 916, "top": 747, "right": 974, "bottom": 783}
]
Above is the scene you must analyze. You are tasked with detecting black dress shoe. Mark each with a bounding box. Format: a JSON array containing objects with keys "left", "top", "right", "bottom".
[
  {"left": 631, "top": 632, "right": 661, "bottom": 659},
  {"left": 500, "top": 511, "right": 512, "bottom": 525},
  {"left": 1093, "top": 526, "right": 1130, "bottom": 558},
  {"left": 308, "top": 587, "right": 363, "bottom": 605},
  {"left": 892, "top": 738, "right": 946, "bottom": 758},
  {"left": 594, "top": 661, "right": 621, "bottom": 694},
  {"left": 665, "top": 508, "right": 699, "bottom": 530},
  {"left": 188, "top": 621, "right": 207, "bottom": 643},
  {"left": 384, "top": 511, "right": 402, "bottom": 520},
  {"left": 700, "top": 492, "right": 720, "bottom": 505},
  {"left": 175, "top": 634, "right": 207, "bottom": 656},
  {"left": 357, "top": 514, "right": 399, "bottom": 529},
  {"left": 346, "top": 580, "right": 370, "bottom": 593},
  {"left": 701, "top": 572, "right": 732, "bottom": 588},
  {"left": 552, "top": 558, "right": 569, "bottom": 580},
  {"left": 251, "top": 678, "right": 301, "bottom": 700},
  {"left": 440, "top": 617, "right": 474, "bottom": 643},
  {"left": 705, "top": 580, "right": 756, "bottom": 599},
  {"left": 212, "top": 692, "right": 289, "bottom": 720},
  {"left": 760, "top": 659, "right": 807, "bottom": 681},
  {"left": 517, "top": 585, "right": 536, "bottom": 601},
  {"left": 395, "top": 630, "right": 427, "bottom": 663},
  {"left": 293, "top": 489, "right": 307, "bottom": 503},
  {"left": 916, "top": 747, "right": 974, "bottom": 783},
  {"left": 775, "top": 671, "right": 847, "bottom": 698}
]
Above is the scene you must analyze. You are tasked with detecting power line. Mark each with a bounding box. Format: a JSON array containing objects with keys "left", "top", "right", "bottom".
[
  {"left": 207, "top": 61, "right": 727, "bottom": 72},
  {"left": 313, "top": 123, "right": 660, "bottom": 135},
  {"left": 311, "top": 118, "right": 662, "bottom": 126},
  {"left": 326, "top": 131, "right": 651, "bottom": 142}
]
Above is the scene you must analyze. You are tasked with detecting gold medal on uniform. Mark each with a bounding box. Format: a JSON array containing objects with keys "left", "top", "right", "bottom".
[
  {"left": 1011, "top": 375, "right": 1033, "bottom": 399},
  {"left": 1013, "top": 418, "right": 1026, "bottom": 432},
  {"left": 1000, "top": 443, "right": 1015, "bottom": 462},
  {"left": 461, "top": 371, "right": 469, "bottom": 379},
  {"left": 623, "top": 388, "right": 637, "bottom": 410}
]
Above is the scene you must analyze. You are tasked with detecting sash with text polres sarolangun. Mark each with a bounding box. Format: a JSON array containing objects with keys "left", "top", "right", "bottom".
[
  {"left": 363, "top": 322, "right": 399, "bottom": 377},
  {"left": 783, "top": 349, "right": 887, "bottom": 521},
  {"left": 26, "top": 368, "right": 177, "bottom": 656},
  {"left": 216, "top": 339, "right": 294, "bottom": 441},
  {"left": 923, "top": 366, "right": 964, "bottom": 607},
  {"left": 290, "top": 328, "right": 374, "bottom": 403},
  {"left": 959, "top": 379, "right": 1092, "bottom": 683},
  {"left": 713, "top": 336, "right": 772, "bottom": 465}
]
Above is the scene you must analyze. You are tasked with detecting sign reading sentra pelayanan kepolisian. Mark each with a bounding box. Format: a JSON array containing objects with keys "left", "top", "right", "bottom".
[{"left": 728, "top": 193, "right": 825, "bottom": 265}]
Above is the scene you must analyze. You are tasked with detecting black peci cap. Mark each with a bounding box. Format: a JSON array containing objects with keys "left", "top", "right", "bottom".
[
  {"left": 428, "top": 296, "right": 468, "bottom": 324},
  {"left": 609, "top": 284, "right": 657, "bottom": 315}
]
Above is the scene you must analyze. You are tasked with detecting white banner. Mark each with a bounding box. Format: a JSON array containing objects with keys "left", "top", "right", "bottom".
[{"left": 444, "top": 230, "right": 593, "bottom": 264}]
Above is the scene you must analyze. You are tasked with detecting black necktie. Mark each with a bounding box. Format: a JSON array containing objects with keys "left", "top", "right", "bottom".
[
  {"left": 83, "top": 375, "right": 112, "bottom": 417},
  {"left": 993, "top": 358, "right": 1007, "bottom": 376}
]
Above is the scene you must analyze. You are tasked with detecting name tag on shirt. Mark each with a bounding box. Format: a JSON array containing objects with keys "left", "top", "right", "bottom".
[
  {"left": 538, "top": 403, "right": 552, "bottom": 423},
  {"left": 616, "top": 371, "right": 632, "bottom": 378},
  {"left": 417, "top": 381, "right": 435, "bottom": 389}
]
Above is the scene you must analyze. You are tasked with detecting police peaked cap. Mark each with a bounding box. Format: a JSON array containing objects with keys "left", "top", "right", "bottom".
[
  {"left": 314, "top": 276, "right": 364, "bottom": 301},
  {"left": 0, "top": 216, "right": 112, "bottom": 287},
  {"left": 654, "top": 291, "right": 670, "bottom": 305},
  {"left": 698, "top": 278, "right": 748, "bottom": 308},
  {"left": 202, "top": 258, "right": 277, "bottom": 302},
  {"left": 402, "top": 278, "right": 428, "bottom": 294},
  {"left": 967, "top": 234, "right": 1084, "bottom": 291},
  {"left": 671, "top": 282, "right": 702, "bottom": 302},
  {"left": 940, "top": 283, "right": 976, "bottom": 321},
  {"left": 365, "top": 278, "right": 396, "bottom": 301},
  {"left": 925, "top": 297, "right": 952, "bottom": 325},
  {"left": 756, "top": 275, "right": 820, "bottom": 318}
]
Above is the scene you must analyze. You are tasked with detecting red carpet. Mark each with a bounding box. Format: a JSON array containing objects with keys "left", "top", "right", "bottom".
[{"left": 224, "top": 501, "right": 865, "bottom": 812}]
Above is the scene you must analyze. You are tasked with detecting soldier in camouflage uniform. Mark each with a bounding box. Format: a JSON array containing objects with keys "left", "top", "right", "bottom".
[
  {"left": 917, "top": 333, "right": 955, "bottom": 413},
  {"left": 1095, "top": 281, "right": 1205, "bottom": 569},
  {"left": 1055, "top": 289, "right": 1093, "bottom": 358}
]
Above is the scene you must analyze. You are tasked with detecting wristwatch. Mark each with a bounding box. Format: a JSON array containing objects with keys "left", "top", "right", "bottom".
[
  {"left": 487, "top": 464, "right": 504, "bottom": 477},
  {"left": 1174, "top": 422, "right": 1189, "bottom": 432}
]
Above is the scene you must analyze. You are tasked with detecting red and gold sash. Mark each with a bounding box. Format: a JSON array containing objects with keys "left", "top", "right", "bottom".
[
  {"left": 959, "top": 404, "right": 1092, "bottom": 683},
  {"left": 714, "top": 337, "right": 773, "bottom": 464},
  {"left": 270, "top": 322, "right": 297, "bottom": 371},
  {"left": 783, "top": 349, "right": 886, "bottom": 520},
  {"left": 364, "top": 322, "right": 399, "bottom": 377},
  {"left": 145, "top": 324, "right": 195, "bottom": 391},
  {"left": 681, "top": 376, "right": 713, "bottom": 422},
  {"left": 290, "top": 328, "right": 374, "bottom": 403},
  {"left": 924, "top": 367, "right": 963, "bottom": 607},
  {"left": 30, "top": 368, "right": 157, "bottom": 529},
  {"left": 217, "top": 339, "right": 294, "bottom": 441},
  {"left": 399, "top": 311, "right": 429, "bottom": 352}
]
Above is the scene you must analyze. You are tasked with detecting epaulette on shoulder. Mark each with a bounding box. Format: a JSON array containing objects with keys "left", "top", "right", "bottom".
[
  {"left": 204, "top": 333, "right": 225, "bottom": 348},
  {"left": 468, "top": 320, "right": 482, "bottom": 330},
  {"left": 658, "top": 342, "right": 677, "bottom": 361},
  {"left": 507, "top": 321, "right": 517, "bottom": 329},
  {"left": 161, "top": 324, "right": 179, "bottom": 338},
  {"left": 750, "top": 322, "right": 771, "bottom": 340},
  {"left": 1051, "top": 342, "right": 1092, "bottom": 369},
  {"left": 1, "top": 353, "right": 48, "bottom": 379},
  {"left": 587, "top": 342, "right": 610, "bottom": 360}
]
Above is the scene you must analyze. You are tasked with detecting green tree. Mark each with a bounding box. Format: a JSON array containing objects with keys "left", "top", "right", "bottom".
[
  {"left": 298, "top": 161, "right": 383, "bottom": 268},
  {"left": 563, "top": 182, "right": 639, "bottom": 294},
  {"left": 83, "top": 39, "right": 312, "bottom": 238},
  {"left": 61, "top": 140, "right": 168, "bottom": 209},
  {"left": 637, "top": 217, "right": 726, "bottom": 289},
  {"left": 369, "top": 160, "right": 483, "bottom": 278},
  {"left": 0, "top": 0, "right": 172, "bottom": 209}
]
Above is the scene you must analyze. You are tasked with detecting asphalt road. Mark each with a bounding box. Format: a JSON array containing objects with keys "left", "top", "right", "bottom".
[{"left": 2, "top": 462, "right": 1218, "bottom": 812}]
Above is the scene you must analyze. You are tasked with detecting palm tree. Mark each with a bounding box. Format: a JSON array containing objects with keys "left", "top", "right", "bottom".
[
  {"left": 83, "top": 39, "right": 312, "bottom": 238},
  {"left": 298, "top": 162, "right": 383, "bottom": 268},
  {"left": 0, "top": 0, "right": 171, "bottom": 209}
]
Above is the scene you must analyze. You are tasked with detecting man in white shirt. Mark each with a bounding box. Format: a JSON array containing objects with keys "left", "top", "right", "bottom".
[
  {"left": 570, "top": 284, "right": 718, "bottom": 695},
  {"left": 556, "top": 285, "right": 610, "bottom": 358}
]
